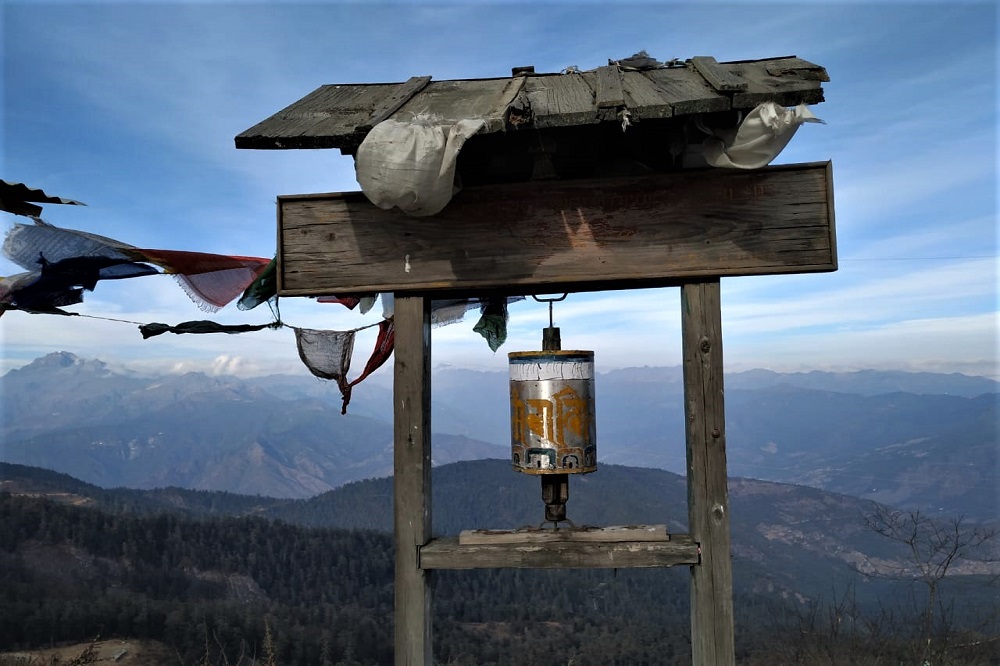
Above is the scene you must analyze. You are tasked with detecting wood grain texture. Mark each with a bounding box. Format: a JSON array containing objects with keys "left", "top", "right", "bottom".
[
  {"left": 595, "top": 65, "right": 625, "bottom": 108},
  {"left": 395, "top": 78, "right": 519, "bottom": 131},
  {"left": 393, "top": 296, "right": 433, "bottom": 666},
  {"left": 236, "top": 83, "right": 400, "bottom": 149},
  {"left": 681, "top": 281, "right": 735, "bottom": 666},
  {"left": 277, "top": 162, "right": 836, "bottom": 296},
  {"left": 525, "top": 74, "right": 598, "bottom": 128},
  {"left": 642, "top": 68, "right": 731, "bottom": 115},
  {"left": 420, "top": 534, "right": 699, "bottom": 569},
  {"left": 621, "top": 71, "right": 674, "bottom": 119},
  {"left": 459, "top": 525, "right": 668, "bottom": 545},
  {"left": 731, "top": 60, "right": 827, "bottom": 109},
  {"left": 764, "top": 57, "right": 830, "bottom": 82},
  {"left": 358, "top": 76, "right": 432, "bottom": 132},
  {"left": 691, "top": 56, "right": 748, "bottom": 93}
]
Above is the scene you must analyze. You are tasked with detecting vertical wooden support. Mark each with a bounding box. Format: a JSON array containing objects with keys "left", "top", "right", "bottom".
[
  {"left": 393, "top": 295, "right": 432, "bottom": 666},
  {"left": 681, "top": 280, "right": 735, "bottom": 665}
]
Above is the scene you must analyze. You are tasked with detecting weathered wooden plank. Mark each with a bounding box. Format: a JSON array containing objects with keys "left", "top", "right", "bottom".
[
  {"left": 395, "top": 78, "right": 519, "bottom": 132},
  {"left": 723, "top": 56, "right": 826, "bottom": 108},
  {"left": 525, "top": 73, "right": 598, "bottom": 127},
  {"left": 691, "top": 56, "right": 748, "bottom": 93},
  {"left": 681, "top": 281, "right": 735, "bottom": 666},
  {"left": 459, "top": 525, "right": 668, "bottom": 545},
  {"left": 732, "top": 59, "right": 827, "bottom": 108},
  {"left": 420, "top": 534, "right": 699, "bottom": 569},
  {"left": 642, "top": 68, "right": 731, "bottom": 115},
  {"left": 764, "top": 57, "right": 830, "bottom": 82},
  {"left": 236, "top": 83, "right": 400, "bottom": 149},
  {"left": 594, "top": 65, "right": 625, "bottom": 108},
  {"left": 393, "top": 296, "right": 432, "bottom": 666},
  {"left": 621, "top": 71, "right": 674, "bottom": 119},
  {"left": 277, "top": 162, "right": 836, "bottom": 296},
  {"left": 357, "top": 75, "right": 432, "bottom": 132}
]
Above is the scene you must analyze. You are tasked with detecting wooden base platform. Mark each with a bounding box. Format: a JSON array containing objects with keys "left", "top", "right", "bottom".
[
  {"left": 420, "top": 527, "right": 698, "bottom": 569},
  {"left": 458, "top": 524, "right": 669, "bottom": 545}
]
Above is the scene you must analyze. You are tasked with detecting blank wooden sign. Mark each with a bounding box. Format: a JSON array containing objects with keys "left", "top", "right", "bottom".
[{"left": 277, "top": 161, "right": 835, "bottom": 296}]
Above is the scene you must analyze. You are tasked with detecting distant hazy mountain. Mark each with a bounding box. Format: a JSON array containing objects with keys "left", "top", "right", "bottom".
[
  {"left": 0, "top": 352, "right": 505, "bottom": 498},
  {"left": 725, "top": 367, "right": 999, "bottom": 397},
  {"left": 1, "top": 353, "right": 995, "bottom": 518},
  {"left": 723, "top": 388, "right": 998, "bottom": 520},
  {"left": 421, "top": 365, "right": 997, "bottom": 519}
]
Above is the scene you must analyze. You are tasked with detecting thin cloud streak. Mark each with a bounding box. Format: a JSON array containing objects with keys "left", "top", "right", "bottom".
[{"left": 724, "top": 258, "right": 995, "bottom": 333}]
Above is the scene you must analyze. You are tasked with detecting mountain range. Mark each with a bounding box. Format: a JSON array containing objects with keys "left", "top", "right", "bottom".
[
  {"left": 4, "top": 458, "right": 998, "bottom": 608},
  {"left": 1, "top": 352, "right": 996, "bottom": 520}
]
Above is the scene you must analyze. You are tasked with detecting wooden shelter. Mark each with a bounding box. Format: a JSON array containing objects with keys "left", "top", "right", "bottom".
[{"left": 237, "top": 54, "right": 835, "bottom": 665}]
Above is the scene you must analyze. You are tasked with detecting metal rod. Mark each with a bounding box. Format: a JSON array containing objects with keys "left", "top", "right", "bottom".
[
  {"left": 531, "top": 293, "right": 567, "bottom": 329},
  {"left": 532, "top": 293, "right": 572, "bottom": 527}
]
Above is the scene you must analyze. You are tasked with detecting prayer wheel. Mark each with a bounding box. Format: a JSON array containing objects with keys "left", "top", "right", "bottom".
[
  {"left": 508, "top": 305, "right": 597, "bottom": 526},
  {"left": 508, "top": 350, "right": 597, "bottom": 475}
]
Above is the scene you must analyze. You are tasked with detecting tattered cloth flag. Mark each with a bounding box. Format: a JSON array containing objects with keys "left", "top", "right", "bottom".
[
  {"left": 4, "top": 257, "right": 158, "bottom": 312},
  {"left": 134, "top": 249, "right": 271, "bottom": 312},
  {"left": 1, "top": 219, "right": 271, "bottom": 312},
  {"left": 139, "top": 320, "right": 281, "bottom": 339},
  {"left": 350, "top": 319, "right": 394, "bottom": 392},
  {"left": 472, "top": 297, "right": 509, "bottom": 352},
  {"left": 294, "top": 319, "right": 395, "bottom": 414},
  {"left": 5, "top": 219, "right": 142, "bottom": 269},
  {"left": 316, "top": 294, "right": 372, "bottom": 311},
  {"left": 1, "top": 220, "right": 158, "bottom": 310},
  {"left": 237, "top": 257, "right": 277, "bottom": 311}
]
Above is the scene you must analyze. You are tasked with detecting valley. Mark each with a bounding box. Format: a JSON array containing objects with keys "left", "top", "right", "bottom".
[{"left": 0, "top": 352, "right": 996, "bottom": 664}]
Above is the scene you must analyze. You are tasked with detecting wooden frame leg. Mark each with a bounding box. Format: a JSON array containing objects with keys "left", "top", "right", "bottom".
[
  {"left": 681, "top": 281, "right": 735, "bottom": 665},
  {"left": 393, "top": 295, "right": 432, "bottom": 665}
]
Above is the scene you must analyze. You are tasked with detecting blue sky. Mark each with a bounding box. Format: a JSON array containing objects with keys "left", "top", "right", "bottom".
[{"left": 1, "top": 1, "right": 996, "bottom": 380}]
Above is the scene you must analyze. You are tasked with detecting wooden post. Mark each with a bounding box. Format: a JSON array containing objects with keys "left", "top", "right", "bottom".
[
  {"left": 681, "top": 280, "right": 735, "bottom": 665},
  {"left": 393, "top": 295, "right": 432, "bottom": 666}
]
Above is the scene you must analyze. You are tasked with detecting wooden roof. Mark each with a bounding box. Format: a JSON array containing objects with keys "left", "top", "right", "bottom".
[{"left": 235, "top": 56, "right": 828, "bottom": 154}]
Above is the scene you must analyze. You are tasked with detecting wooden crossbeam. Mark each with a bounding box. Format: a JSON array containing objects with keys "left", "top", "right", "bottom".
[
  {"left": 459, "top": 524, "right": 669, "bottom": 545},
  {"left": 278, "top": 162, "right": 835, "bottom": 296},
  {"left": 420, "top": 534, "right": 699, "bottom": 569}
]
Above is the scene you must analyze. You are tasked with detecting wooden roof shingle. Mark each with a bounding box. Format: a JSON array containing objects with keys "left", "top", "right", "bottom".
[{"left": 235, "top": 55, "right": 828, "bottom": 154}]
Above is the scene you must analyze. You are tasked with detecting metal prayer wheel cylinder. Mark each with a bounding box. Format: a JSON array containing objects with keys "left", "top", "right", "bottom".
[{"left": 508, "top": 350, "right": 597, "bottom": 475}]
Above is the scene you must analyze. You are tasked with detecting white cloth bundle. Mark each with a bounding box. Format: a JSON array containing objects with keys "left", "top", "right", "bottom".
[{"left": 355, "top": 116, "right": 485, "bottom": 216}]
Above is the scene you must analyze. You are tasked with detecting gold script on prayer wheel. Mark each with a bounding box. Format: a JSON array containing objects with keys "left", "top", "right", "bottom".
[{"left": 508, "top": 350, "right": 597, "bottom": 475}]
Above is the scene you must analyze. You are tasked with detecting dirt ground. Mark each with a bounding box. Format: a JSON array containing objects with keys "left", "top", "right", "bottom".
[{"left": 0, "top": 639, "right": 177, "bottom": 665}]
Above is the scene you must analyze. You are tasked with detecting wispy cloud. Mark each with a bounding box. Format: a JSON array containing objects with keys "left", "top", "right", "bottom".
[
  {"left": 724, "top": 258, "right": 995, "bottom": 332},
  {"left": 2, "top": 2, "right": 995, "bottom": 380}
]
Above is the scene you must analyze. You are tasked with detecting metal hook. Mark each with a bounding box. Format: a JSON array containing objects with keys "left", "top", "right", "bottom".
[{"left": 531, "top": 293, "right": 568, "bottom": 328}]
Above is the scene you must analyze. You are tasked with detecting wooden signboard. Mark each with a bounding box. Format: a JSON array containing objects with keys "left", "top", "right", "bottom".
[{"left": 277, "top": 161, "right": 835, "bottom": 296}]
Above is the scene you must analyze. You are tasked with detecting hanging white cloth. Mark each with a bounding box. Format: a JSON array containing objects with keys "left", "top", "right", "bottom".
[
  {"left": 702, "top": 103, "right": 824, "bottom": 169},
  {"left": 355, "top": 116, "right": 486, "bottom": 216}
]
